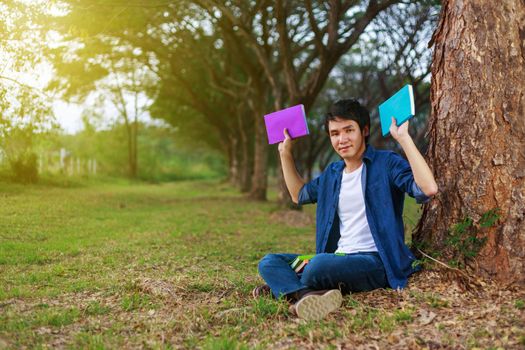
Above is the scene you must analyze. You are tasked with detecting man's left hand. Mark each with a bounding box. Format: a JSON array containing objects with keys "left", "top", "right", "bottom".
[{"left": 390, "top": 117, "right": 410, "bottom": 142}]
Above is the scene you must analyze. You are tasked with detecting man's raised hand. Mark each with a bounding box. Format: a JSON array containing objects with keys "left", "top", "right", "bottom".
[
  {"left": 278, "top": 128, "right": 293, "bottom": 155},
  {"left": 389, "top": 117, "right": 410, "bottom": 142}
]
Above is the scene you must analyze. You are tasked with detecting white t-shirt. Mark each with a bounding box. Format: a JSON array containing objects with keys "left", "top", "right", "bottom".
[{"left": 335, "top": 164, "right": 378, "bottom": 254}]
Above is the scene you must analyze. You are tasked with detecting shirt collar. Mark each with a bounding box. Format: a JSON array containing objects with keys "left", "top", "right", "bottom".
[
  {"left": 332, "top": 144, "right": 377, "bottom": 173},
  {"left": 363, "top": 144, "right": 377, "bottom": 163}
]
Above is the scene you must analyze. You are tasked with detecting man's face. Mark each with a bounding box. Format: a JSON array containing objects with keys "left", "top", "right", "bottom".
[{"left": 328, "top": 117, "right": 368, "bottom": 161}]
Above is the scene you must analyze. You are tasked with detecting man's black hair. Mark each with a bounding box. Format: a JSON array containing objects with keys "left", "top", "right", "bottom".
[{"left": 324, "top": 98, "right": 371, "bottom": 144}]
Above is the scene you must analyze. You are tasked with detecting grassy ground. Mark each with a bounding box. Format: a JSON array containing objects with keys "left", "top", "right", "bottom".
[{"left": 0, "top": 179, "right": 523, "bottom": 349}]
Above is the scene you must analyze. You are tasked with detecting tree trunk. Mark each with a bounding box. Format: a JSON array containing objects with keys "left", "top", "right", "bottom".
[
  {"left": 276, "top": 148, "right": 300, "bottom": 209},
  {"left": 227, "top": 137, "right": 240, "bottom": 187},
  {"left": 250, "top": 106, "right": 268, "bottom": 200},
  {"left": 234, "top": 110, "right": 252, "bottom": 193},
  {"left": 413, "top": 0, "right": 525, "bottom": 285},
  {"left": 123, "top": 118, "right": 135, "bottom": 178},
  {"left": 239, "top": 132, "right": 251, "bottom": 193},
  {"left": 131, "top": 117, "right": 138, "bottom": 178},
  {"left": 276, "top": 160, "right": 301, "bottom": 210}
]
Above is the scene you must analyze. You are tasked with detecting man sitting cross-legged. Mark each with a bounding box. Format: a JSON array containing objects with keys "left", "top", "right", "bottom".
[{"left": 253, "top": 99, "right": 438, "bottom": 320}]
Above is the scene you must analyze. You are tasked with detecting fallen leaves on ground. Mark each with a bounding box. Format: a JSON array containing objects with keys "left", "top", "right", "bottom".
[{"left": 1, "top": 267, "right": 523, "bottom": 349}]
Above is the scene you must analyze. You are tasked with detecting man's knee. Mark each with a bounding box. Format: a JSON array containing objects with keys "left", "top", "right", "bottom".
[
  {"left": 258, "top": 253, "right": 277, "bottom": 274},
  {"left": 301, "top": 255, "right": 329, "bottom": 287}
]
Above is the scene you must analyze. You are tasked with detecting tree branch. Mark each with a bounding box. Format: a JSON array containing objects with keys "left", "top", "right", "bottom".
[
  {"left": 275, "top": 0, "right": 299, "bottom": 100},
  {"left": 327, "top": 0, "right": 341, "bottom": 49},
  {"left": 305, "top": 0, "right": 327, "bottom": 56}
]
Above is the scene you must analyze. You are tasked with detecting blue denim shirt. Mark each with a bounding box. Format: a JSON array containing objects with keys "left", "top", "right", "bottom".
[{"left": 298, "top": 145, "right": 430, "bottom": 289}]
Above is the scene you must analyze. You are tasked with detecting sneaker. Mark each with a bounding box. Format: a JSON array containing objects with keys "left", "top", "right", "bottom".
[
  {"left": 292, "top": 289, "right": 342, "bottom": 321},
  {"left": 252, "top": 284, "right": 272, "bottom": 299}
]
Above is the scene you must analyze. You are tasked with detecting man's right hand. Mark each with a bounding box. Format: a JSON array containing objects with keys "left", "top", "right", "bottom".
[{"left": 278, "top": 128, "right": 293, "bottom": 156}]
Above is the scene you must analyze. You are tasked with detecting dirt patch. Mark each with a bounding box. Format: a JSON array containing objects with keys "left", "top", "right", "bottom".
[{"left": 134, "top": 278, "right": 180, "bottom": 299}]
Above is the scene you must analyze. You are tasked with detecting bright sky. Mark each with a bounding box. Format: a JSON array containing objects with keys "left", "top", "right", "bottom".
[
  {"left": 53, "top": 100, "right": 84, "bottom": 133},
  {"left": 52, "top": 95, "right": 159, "bottom": 134},
  {"left": 2, "top": 61, "right": 157, "bottom": 134},
  {"left": 2, "top": 61, "right": 84, "bottom": 134}
]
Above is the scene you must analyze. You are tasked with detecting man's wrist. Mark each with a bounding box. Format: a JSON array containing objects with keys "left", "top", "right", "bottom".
[
  {"left": 279, "top": 150, "right": 294, "bottom": 159},
  {"left": 396, "top": 134, "right": 414, "bottom": 148}
]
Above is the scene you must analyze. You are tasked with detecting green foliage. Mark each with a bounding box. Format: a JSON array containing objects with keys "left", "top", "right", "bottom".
[
  {"left": 0, "top": 307, "right": 80, "bottom": 331},
  {"left": 444, "top": 209, "right": 500, "bottom": 267},
  {"left": 203, "top": 336, "right": 251, "bottom": 350},
  {"left": 9, "top": 151, "right": 38, "bottom": 183},
  {"left": 411, "top": 258, "right": 423, "bottom": 270},
  {"left": 188, "top": 282, "right": 215, "bottom": 293},
  {"left": 427, "top": 295, "right": 449, "bottom": 308},
  {"left": 412, "top": 208, "right": 500, "bottom": 270},
  {"left": 0, "top": 86, "right": 56, "bottom": 183},
  {"left": 252, "top": 297, "right": 287, "bottom": 318},
  {"left": 53, "top": 122, "right": 225, "bottom": 181},
  {"left": 120, "top": 293, "right": 152, "bottom": 312},
  {"left": 341, "top": 299, "right": 416, "bottom": 334},
  {"left": 73, "top": 333, "right": 106, "bottom": 350},
  {"left": 41, "top": 307, "right": 80, "bottom": 327},
  {"left": 479, "top": 208, "right": 501, "bottom": 228},
  {"left": 393, "top": 308, "right": 414, "bottom": 323},
  {"left": 446, "top": 217, "right": 484, "bottom": 259},
  {"left": 84, "top": 301, "right": 111, "bottom": 316}
]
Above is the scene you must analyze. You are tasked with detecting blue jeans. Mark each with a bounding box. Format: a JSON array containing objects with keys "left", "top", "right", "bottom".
[{"left": 258, "top": 252, "right": 389, "bottom": 299}]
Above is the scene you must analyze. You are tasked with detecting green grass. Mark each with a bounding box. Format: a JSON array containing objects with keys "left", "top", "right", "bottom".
[{"left": 0, "top": 178, "right": 522, "bottom": 349}]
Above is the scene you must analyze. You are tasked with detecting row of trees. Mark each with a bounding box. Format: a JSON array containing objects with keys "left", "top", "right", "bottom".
[{"left": 45, "top": 0, "right": 438, "bottom": 201}]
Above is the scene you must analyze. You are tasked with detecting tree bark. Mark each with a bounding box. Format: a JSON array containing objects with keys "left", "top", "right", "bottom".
[
  {"left": 414, "top": 0, "right": 525, "bottom": 285},
  {"left": 227, "top": 137, "right": 240, "bottom": 187},
  {"left": 250, "top": 104, "right": 268, "bottom": 200},
  {"left": 236, "top": 112, "right": 251, "bottom": 193}
]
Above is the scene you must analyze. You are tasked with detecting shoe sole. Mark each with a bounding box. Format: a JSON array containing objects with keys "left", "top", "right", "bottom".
[
  {"left": 252, "top": 285, "right": 271, "bottom": 299},
  {"left": 295, "top": 289, "right": 342, "bottom": 321}
]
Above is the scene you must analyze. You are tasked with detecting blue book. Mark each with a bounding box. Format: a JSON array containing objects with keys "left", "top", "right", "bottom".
[{"left": 378, "top": 84, "right": 415, "bottom": 137}]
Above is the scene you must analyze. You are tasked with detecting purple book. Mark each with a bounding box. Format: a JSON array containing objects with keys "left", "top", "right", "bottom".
[{"left": 263, "top": 104, "right": 309, "bottom": 144}]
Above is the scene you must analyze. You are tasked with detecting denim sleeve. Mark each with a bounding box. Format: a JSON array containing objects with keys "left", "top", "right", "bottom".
[
  {"left": 298, "top": 176, "right": 320, "bottom": 205},
  {"left": 411, "top": 182, "right": 431, "bottom": 204},
  {"left": 388, "top": 152, "right": 431, "bottom": 204}
]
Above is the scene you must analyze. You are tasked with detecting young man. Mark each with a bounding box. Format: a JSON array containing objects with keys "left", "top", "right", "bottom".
[{"left": 253, "top": 99, "right": 438, "bottom": 321}]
